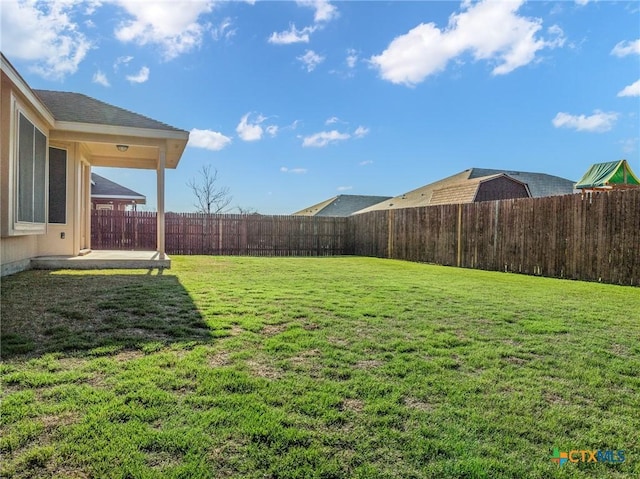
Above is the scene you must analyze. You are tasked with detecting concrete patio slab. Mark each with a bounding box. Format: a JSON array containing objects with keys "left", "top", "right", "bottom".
[{"left": 31, "top": 250, "right": 170, "bottom": 270}]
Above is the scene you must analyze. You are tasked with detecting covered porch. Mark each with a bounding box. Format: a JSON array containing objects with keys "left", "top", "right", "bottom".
[{"left": 34, "top": 90, "right": 190, "bottom": 271}]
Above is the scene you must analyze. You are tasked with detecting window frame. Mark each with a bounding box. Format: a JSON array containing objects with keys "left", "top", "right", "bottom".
[{"left": 10, "top": 95, "right": 49, "bottom": 235}]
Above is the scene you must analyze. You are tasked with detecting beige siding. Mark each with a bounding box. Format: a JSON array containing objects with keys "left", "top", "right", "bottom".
[
  {"left": 0, "top": 236, "right": 38, "bottom": 275},
  {"left": 1, "top": 72, "right": 14, "bottom": 238},
  {"left": 37, "top": 142, "right": 79, "bottom": 256}
]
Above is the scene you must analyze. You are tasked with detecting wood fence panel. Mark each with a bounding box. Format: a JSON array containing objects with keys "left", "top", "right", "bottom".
[
  {"left": 350, "top": 189, "right": 639, "bottom": 285},
  {"left": 93, "top": 212, "right": 350, "bottom": 257}
]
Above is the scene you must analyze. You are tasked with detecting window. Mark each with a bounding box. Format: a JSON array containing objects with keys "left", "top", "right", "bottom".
[
  {"left": 16, "top": 112, "right": 47, "bottom": 226},
  {"left": 48, "top": 147, "right": 67, "bottom": 224}
]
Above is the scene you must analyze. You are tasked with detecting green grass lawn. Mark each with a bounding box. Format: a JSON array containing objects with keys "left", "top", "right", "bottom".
[{"left": 1, "top": 256, "right": 638, "bottom": 478}]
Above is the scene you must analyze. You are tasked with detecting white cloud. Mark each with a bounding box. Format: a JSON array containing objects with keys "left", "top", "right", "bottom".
[
  {"left": 189, "top": 129, "right": 232, "bottom": 151},
  {"left": 126, "top": 66, "right": 150, "bottom": 83},
  {"left": 617, "top": 79, "right": 640, "bottom": 97},
  {"left": 337, "top": 186, "right": 352, "bottom": 191},
  {"left": 113, "top": 0, "right": 214, "bottom": 60},
  {"left": 269, "top": 1, "right": 336, "bottom": 46},
  {"left": 280, "top": 167, "right": 307, "bottom": 174},
  {"left": 302, "top": 130, "right": 350, "bottom": 147},
  {"left": 354, "top": 126, "right": 369, "bottom": 138},
  {"left": 359, "top": 160, "right": 373, "bottom": 166},
  {"left": 619, "top": 137, "right": 638, "bottom": 154},
  {"left": 371, "top": 0, "right": 565, "bottom": 86},
  {"left": 266, "top": 125, "right": 279, "bottom": 137},
  {"left": 611, "top": 39, "right": 640, "bottom": 57},
  {"left": 92, "top": 70, "right": 110, "bottom": 87},
  {"left": 575, "top": 0, "right": 590, "bottom": 6},
  {"left": 297, "top": 0, "right": 338, "bottom": 23},
  {"left": 552, "top": 110, "right": 618, "bottom": 133},
  {"left": 346, "top": 49, "right": 358, "bottom": 69},
  {"left": 212, "top": 17, "right": 236, "bottom": 41},
  {"left": 83, "top": 1, "right": 102, "bottom": 16},
  {"left": 236, "top": 113, "right": 266, "bottom": 141},
  {"left": 298, "top": 50, "right": 325, "bottom": 72},
  {"left": 114, "top": 55, "right": 134, "bottom": 71},
  {"left": 325, "top": 116, "right": 340, "bottom": 125},
  {"left": 0, "top": 0, "right": 92, "bottom": 79},
  {"left": 268, "top": 24, "right": 315, "bottom": 44}
]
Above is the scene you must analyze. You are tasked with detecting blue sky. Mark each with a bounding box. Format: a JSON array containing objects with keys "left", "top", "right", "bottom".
[{"left": 2, "top": 0, "right": 639, "bottom": 214}]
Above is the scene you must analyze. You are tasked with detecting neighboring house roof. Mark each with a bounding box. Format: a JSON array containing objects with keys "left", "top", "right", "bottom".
[
  {"left": 354, "top": 168, "right": 575, "bottom": 214},
  {"left": 34, "top": 90, "right": 183, "bottom": 132},
  {"left": 293, "top": 195, "right": 393, "bottom": 217},
  {"left": 91, "top": 173, "right": 146, "bottom": 204},
  {"left": 575, "top": 159, "right": 640, "bottom": 189},
  {"left": 428, "top": 174, "right": 530, "bottom": 206},
  {"left": 468, "top": 168, "right": 576, "bottom": 198}
]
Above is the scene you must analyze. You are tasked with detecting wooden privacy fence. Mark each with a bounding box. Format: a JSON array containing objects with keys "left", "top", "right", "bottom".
[
  {"left": 92, "top": 189, "right": 639, "bottom": 285},
  {"left": 349, "top": 189, "right": 640, "bottom": 285},
  {"left": 91, "top": 211, "right": 348, "bottom": 256},
  {"left": 91, "top": 210, "right": 157, "bottom": 250}
]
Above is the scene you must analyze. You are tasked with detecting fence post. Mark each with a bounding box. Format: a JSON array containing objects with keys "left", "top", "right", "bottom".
[
  {"left": 493, "top": 201, "right": 499, "bottom": 262},
  {"left": 387, "top": 210, "right": 394, "bottom": 259},
  {"left": 457, "top": 204, "right": 462, "bottom": 267}
]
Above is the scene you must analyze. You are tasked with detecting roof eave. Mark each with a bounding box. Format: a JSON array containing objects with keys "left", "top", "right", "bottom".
[
  {"left": 54, "top": 121, "right": 189, "bottom": 140},
  {"left": 1, "top": 54, "right": 56, "bottom": 126},
  {"left": 92, "top": 194, "right": 146, "bottom": 200}
]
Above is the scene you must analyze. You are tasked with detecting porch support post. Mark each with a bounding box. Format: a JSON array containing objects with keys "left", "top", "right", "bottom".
[
  {"left": 157, "top": 146, "right": 166, "bottom": 259},
  {"left": 84, "top": 162, "right": 92, "bottom": 250}
]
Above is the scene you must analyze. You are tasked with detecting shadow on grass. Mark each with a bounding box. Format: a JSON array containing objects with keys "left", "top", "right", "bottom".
[{"left": 0, "top": 270, "right": 210, "bottom": 359}]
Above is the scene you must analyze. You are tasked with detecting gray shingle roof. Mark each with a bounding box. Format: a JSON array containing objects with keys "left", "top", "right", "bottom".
[
  {"left": 34, "top": 90, "right": 185, "bottom": 132},
  {"left": 354, "top": 167, "right": 576, "bottom": 214},
  {"left": 293, "top": 195, "right": 393, "bottom": 217},
  {"left": 428, "top": 174, "right": 527, "bottom": 205},
  {"left": 469, "top": 168, "right": 575, "bottom": 197},
  {"left": 91, "top": 173, "right": 146, "bottom": 201}
]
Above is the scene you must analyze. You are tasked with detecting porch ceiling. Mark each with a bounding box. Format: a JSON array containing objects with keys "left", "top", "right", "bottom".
[
  {"left": 85, "top": 142, "right": 161, "bottom": 169},
  {"left": 49, "top": 128, "right": 188, "bottom": 169}
]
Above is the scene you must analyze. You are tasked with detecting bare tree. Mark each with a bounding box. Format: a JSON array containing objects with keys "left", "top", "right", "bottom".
[
  {"left": 186, "top": 165, "right": 232, "bottom": 214},
  {"left": 236, "top": 205, "right": 259, "bottom": 215}
]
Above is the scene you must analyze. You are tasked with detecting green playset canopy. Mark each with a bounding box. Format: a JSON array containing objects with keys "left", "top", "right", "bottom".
[{"left": 575, "top": 159, "right": 640, "bottom": 190}]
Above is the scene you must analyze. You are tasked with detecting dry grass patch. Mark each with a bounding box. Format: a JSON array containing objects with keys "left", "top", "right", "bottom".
[
  {"left": 208, "top": 351, "right": 232, "bottom": 368},
  {"left": 246, "top": 358, "right": 283, "bottom": 379},
  {"left": 341, "top": 398, "right": 365, "bottom": 412},
  {"left": 403, "top": 397, "right": 434, "bottom": 412},
  {"left": 354, "top": 359, "right": 384, "bottom": 370},
  {"left": 261, "top": 323, "right": 288, "bottom": 336}
]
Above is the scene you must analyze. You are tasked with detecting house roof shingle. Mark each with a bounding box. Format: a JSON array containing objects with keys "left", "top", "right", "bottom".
[
  {"left": 468, "top": 168, "right": 575, "bottom": 198},
  {"left": 34, "top": 90, "right": 185, "bottom": 132},
  {"left": 354, "top": 168, "right": 575, "bottom": 214},
  {"left": 91, "top": 173, "right": 146, "bottom": 202},
  {"left": 428, "top": 174, "right": 530, "bottom": 205},
  {"left": 293, "top": 195, "right": 393, "bottom": 217}
]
